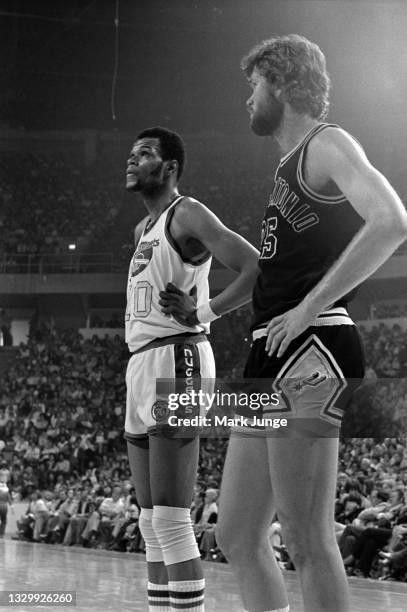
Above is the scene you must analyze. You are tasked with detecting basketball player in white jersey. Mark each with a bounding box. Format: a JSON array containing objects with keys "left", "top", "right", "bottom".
[
  {"left": 162, "top": 37, "right": 407, "bottom": 612},
  {"left": 124, "top": 127, "right": 259, "bottom": 612}
]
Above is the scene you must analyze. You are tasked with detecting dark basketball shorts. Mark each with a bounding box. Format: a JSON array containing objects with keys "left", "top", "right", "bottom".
[
  {"left": 124, "top": 333, "right": 215, "bottom": 439},
  {"left": 233, "top": 323, "right": 365, "bottom": 437}
]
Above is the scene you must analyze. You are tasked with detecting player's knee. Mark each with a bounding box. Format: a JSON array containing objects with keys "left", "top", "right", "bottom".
[
  {"left": 281, "top": 520, "right": 336, "bottom": 568},
  {"left": 217, "top": 521, "right": 268, "bottom": 563},
  {"left": 152, "top": 505, "right": 199, "bottom": 566},
  {"left": 138, "top": 507, "right": 163, "bottom": 563}
]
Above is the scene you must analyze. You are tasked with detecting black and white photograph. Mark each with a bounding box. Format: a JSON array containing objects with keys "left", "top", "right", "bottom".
[{"left": 1, "top": 1, "right": 407, "bottom": 611}]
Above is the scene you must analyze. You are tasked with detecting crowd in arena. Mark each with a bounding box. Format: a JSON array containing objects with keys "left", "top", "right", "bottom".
[
  {"left": 2, "top": 150, "right": 407, "bottom": 273},
  {"left": 0, "top": 153, "right": 121, "bottom": 265},
  {"left": 371, "top": 303, "right": 407, "bottom": 320},
  {"left": 0, "top": 150, "right": 271, "bottom": 270},
  {"left": 0, "top": 314, "right": 407, "bottom": 579},
  {"left": 89, "top": 312, "right": 124, "bottom": 329}
]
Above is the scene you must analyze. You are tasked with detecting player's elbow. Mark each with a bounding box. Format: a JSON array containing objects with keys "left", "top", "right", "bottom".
[
  {"left": 388, "top": 210, "right": 407, "bottom": 242},
  {"left": 242, "top": 256, "right": 260, "bottom": 279},
  {"left": 398, "top": 212, "right": 407, "bottom": 238}
]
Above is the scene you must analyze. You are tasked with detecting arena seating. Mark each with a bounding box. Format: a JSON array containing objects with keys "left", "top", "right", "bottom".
[{"left": 1, "top": 317, "right": 407, "bottom": 579}]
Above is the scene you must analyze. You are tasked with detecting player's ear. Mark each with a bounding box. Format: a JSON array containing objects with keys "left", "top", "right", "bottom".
[
  {"left": 274, "top": 87, "right": 283, "bottom": 101},
  {"left": 271, "top": 75, "right": 285, "bottom": 102},
  {"left": 166, "top": 160, "right": 178, "bottom": 176}
]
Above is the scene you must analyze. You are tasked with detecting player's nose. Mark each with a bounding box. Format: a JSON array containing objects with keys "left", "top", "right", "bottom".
[{"left": 128, "top": 153, "right": 138, "bottom": 165}]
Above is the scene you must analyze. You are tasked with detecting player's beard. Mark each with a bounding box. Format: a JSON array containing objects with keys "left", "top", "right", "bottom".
[{"left": 250, "top": 97, "right": 284, "bottom": 136}]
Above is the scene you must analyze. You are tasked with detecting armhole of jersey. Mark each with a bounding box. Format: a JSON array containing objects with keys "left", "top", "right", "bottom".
[
  {"left": 165, "top": 199, "right": 212, "bottom": 267},
  {"left": 296, "top": 124, "right": 348, "bottom": 205}
]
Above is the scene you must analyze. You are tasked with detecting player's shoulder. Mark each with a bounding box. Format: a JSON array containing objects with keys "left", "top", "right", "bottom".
[
  {"left": 311, "top": 125, "right": 364, "bottom": 155},
  {"left": 308, "top": 124, "right": 365, "bottom": 165},
  {"left": 176, "top": 195, "right": 208, "bottom": 213},
  {"left": 172, "top": 195, "right": 222, "bottom": 237},
  {"left": 173, "top": 196, "right": 213, "bottom": 221}
]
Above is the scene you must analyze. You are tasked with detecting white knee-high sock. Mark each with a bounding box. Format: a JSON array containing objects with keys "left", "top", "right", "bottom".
[
  {"left": 148, "top": 582, "right": 170, "bottom": 611},
  {"left": 168, "top": 578, "right": 205, "bottom": 611}
]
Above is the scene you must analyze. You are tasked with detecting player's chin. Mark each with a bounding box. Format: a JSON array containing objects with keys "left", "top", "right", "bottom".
[
  {"left": 250, "top": 116, "right": 275, "bottom": 136},
  {"left": 125, "top": 178, "right": 140, "bottom": 192}
]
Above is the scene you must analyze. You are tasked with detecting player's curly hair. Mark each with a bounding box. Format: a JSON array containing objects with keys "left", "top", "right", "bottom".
[{"left": 241, "top": 34, "right": 330, "bottom": 120}]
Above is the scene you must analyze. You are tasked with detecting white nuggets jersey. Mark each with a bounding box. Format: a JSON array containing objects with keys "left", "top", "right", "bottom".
[{"left": 125, "top": 196, "right": 211, "bottom": 352}]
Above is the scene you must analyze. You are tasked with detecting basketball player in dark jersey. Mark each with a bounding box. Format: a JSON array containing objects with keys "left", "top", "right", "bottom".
[{"left": 162, "top": 36, "right": 407, "bottom": 612}]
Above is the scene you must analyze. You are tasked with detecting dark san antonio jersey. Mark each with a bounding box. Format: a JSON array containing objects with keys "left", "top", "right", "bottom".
[{"left": 251, "top": 123, "right": 364, "bottom": 332}]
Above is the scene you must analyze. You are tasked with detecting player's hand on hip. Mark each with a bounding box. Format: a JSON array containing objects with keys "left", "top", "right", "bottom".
[
  {"left": 159, "top": 282, "right": 198, "bottom": 327},
  {"left": 265, "top": 302, "right": 318, "bottom": 358}
]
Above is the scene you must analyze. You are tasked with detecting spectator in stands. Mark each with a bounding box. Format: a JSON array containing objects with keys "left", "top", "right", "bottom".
[
  {"left": 98, "top": 485, "right": 125, "bottom": 549},
  {"left": 0, "top": 411, "right": 9, "bottom": 440},
  {"left": 0, "top": 460, "right": 10, "bottom": 484},
  {"left": 0, "top": 481, "right": 12, "bottom": 537},
  {"left": 0, "top": 309, "right": 13, "bottom": 346},
  {"left": 15, "top": 491, "right": 39, "bottom": 540},
  {"left": 193, "top": 488, "right": 218, "bottom": 558},
  {"left": 338, "top": 509, "right": 378, "bottom": 566},
  {"left": 344, "top": 489, "right": 407, "bottom": 577},
  {"left": 44, "top": 490, "right": 66, "bottom": 539},
  {"left": 108, "top": 495, "right": 140, "bottom": 552},
  {"left": 47, "top": 488, "right": 79, "bottom": 543},
  {"left": 63, "top": 489, "right": 93, "bottom": 545},
  {"left": 80, "top": 486, "right": 107, "bottom": 547},
  {"left": 28, "top": 491, "right": 50, "bottom": 542}
]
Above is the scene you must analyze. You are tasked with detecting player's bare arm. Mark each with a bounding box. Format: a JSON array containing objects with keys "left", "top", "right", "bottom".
[
  {"left": 266, "top": 127, "right": 407, "bottom": 357},
  {"left": 158, "top": 198, "right": 259, "bottom": 325}
]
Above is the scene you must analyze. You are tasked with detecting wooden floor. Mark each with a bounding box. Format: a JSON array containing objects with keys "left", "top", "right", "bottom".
[{"left": 1, "top": 538, "right": 407, "bottom": 611}]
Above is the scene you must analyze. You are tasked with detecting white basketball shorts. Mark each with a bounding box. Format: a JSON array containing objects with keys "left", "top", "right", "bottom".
[{"left": 124, "top": 333, "right": 215, "bottom": 438}]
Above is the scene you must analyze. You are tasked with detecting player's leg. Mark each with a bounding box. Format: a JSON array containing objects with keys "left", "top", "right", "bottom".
[
  {"left": 145, "top": 337, "right": 214, "bottom": 611},
  {"left": 126, "top": 351, "right": 170, "bottom": 611},
  {"left": 150, "top": 434, "right": 204, "bottom": 612},
  {"left": 217, "top": 432, "right": 289, "bottom": 612},
  {"left": 127, "top": 438, "right": 169, "bottom": 611},
  {"left": 267, "top": 436, "right": 349, "bottom": 612}
]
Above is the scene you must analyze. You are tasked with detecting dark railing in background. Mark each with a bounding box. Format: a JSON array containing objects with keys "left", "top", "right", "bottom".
[
  {"left": 1, "top": 244, "right": 407, "bottom": 275},
  {"left": 0, "top": 252, "right": 227, "bottom": 274},
  {"left": 0, "top": 252, "right": 124, "bottom": 274}
]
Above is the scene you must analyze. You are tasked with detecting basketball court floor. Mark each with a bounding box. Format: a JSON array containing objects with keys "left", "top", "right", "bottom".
[{"left": 1, "top": 538, "right": 407, "bottom": 611}]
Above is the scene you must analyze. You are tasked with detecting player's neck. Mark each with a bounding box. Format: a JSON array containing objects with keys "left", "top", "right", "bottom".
[
  {"left": 142, "top": 187, "right": 180, "bottom": 220},
  {"left": 274, "top": 111, "right": 319, "bottom": 156}
]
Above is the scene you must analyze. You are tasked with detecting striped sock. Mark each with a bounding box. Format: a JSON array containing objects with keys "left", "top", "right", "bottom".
[
  {"left": 148, "top": 581, "right": 170, "bottom": 611},
  {"left": 168, "top": 578, "right": 205, "bottom": 611}
]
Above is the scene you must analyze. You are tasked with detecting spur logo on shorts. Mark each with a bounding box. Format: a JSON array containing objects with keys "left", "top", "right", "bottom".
[
  {"left": 292, "top": 371, "right": 327, "bottom": 392},
  {"left": 130, "top": 239, "right": 159, "bottom": 277},
  {"left": 151, "top": 399, "right": 170, "bottom": 423},
  {"left": 271, "top": 335, "right": 347, "bottom": 425}
]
